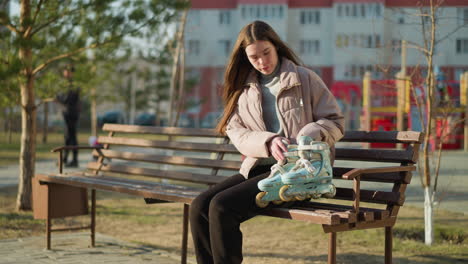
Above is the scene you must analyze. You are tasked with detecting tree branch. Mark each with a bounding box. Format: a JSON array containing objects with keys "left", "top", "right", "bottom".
[
  {"left": 26, "top": 0, "right": 45, "bottom": 36},
  {"left": 405, "top": 41, "right": 429, "bottom": 55},
  {"left": 0, "top": 15, "right": 20, "bottom": 34},
  {"left": 32, "top": 42, "right": 103, "bottom": 76},
  {"left": 30, "top": 6, "right": 83, "bottom": 36},
  {"left": 435, "top": 23, "right": 468, "bottom": 45}
]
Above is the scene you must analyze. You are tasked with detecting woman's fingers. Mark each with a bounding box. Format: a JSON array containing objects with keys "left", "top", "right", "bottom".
[{"left": 269, "top": 137, "right": 291, "bottom": 161}]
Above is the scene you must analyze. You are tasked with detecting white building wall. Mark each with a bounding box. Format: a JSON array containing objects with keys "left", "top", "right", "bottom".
[
  {"left": 288, "top": 7, "right": 333, "bottom": 66},
  {"left": 185, "top": 2, "right": 468, "bottom": 80}
]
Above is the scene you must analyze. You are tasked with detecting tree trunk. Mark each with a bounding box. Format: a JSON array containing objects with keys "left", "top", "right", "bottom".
[
  {"left": 424, "top": 186, "right": 434, "bottom": 245},
  {"left": 7, "top": 106, "right": 13, "bottom": 144},
  {"left": 42, "top": 101, "right": 48, "bottom": 143},
  {"left": 16, "top": 75, "right": 36, "bottom": 211},
  {"left": 174, "top": 36, "right": 186, "bottom": 126},
  {"left": 91, "top": 86, "right": 97, "bottom": 137},
  {"left": 169, "top": 9, "right": 188, "bottom": 127},
  {"left": 16, "top": 0, "right": 35, "bottom": 211}
]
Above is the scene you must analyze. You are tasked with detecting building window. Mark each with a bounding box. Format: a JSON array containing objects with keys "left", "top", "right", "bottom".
[
  {"left": 343, "top": 35, "right": 349, "bottom": 47},
  {"left": 243, "top": 5, "right": 284, "bottom": 19},
  {"left": 218, "top": 40, "right": 231, "bottom": 56},
  {"left": 375, "top": 3, "right": 381, "bottom": 17},
  {"left": 375, "top": 35, "right": 381, "bottom": 48},
  {"left": 392, "top": 39, "right": 401, "bottom": 53},
  {"left": 219, "top": 10, "right": 231, "bottom": 25},
  {"left": 367, "top": 35, "right": 373, "bottom": 48},
  {"left": 189, "top": 10, "right": 201, "bottom": 26},
  {"left": 336, "top": 35, "right": 342, "bottom": 48},
  {"left": 457, "top": 8, "right": 468, "bottom": 25},
  {"left": 337, "top": 4, "right": 342, "bottom": 17},
  {"left": 360, "top": 4, "right": 366, "bottom": 17},
  {"left": 456, "top": 39, "right": 468, "bottom": 54},
  {"left": 300, "top": 40, "right": 320, "bottom": 54},
  {"left": 188, "top": 40, "right": 200, "bottom": 56},
  {"left": 300, "top": 10, "right": 320, "bottom": 25}
]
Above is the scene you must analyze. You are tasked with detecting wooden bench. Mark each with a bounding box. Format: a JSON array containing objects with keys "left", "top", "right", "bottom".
[{"left": 32, "top": 123, "right": 423, "bottom": 264}]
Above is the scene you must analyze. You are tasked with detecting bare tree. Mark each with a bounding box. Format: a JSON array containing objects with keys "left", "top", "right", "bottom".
[{"left": 399, "top": 0, "right": 467, "bottom": 245}]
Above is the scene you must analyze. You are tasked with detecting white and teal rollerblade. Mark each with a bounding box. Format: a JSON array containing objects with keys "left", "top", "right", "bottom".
[
  {"left": 255, "top": 142, "right": 299, "bottom": 208},
  {"left": 278, "top": 136, "right": 336, "bottom": 202}
]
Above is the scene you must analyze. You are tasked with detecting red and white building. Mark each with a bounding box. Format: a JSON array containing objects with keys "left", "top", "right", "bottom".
[{"left": 185, "top": 0, "right": 468, "bottom": 122}]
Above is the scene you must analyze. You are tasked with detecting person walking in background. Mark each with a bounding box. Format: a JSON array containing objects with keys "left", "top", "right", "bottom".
[
  {"left": 56, "top": 65, "right": 81, "bottom": 167},
  {"left": 189, "top": 20, "right": 345, "bottom": 264}
]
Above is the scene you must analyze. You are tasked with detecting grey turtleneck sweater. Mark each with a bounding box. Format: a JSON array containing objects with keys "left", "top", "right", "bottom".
[{"left": 260, "top": 62, "right": 283, "bottom": 135}]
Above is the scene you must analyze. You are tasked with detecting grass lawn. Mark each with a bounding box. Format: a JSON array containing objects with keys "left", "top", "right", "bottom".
[
  {"left": 1, "top": 185, "right": 467, "bottom": 264},
  {"left": 0, "top": 131, "right": 92, "bottom": 167}
]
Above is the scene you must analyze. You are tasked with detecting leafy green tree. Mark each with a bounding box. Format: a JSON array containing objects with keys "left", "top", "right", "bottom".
[{"left": 0, "top": 0, "right": 188, "bottom": 211}]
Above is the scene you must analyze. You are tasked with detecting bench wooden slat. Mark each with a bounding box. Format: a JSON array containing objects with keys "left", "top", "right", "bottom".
[
  {"left": 293, "top": 201, "right": 389, "bottom": 222},
  {"left": 335, "top": 148, "right": 416, "bottom": 163},
  {"left": 334, "top": 187, "right": 404, "bottom": 206},
  {"left": 340, "top": 131, "right": 423, "bottom": 143},
  {"left": 93, "top": 149, "right": 242, "bottom": 170},
  {"left": 102, "top": 124, "right": 220, "bottom": 137},
  {"left": 261, "top": 208, "right": 341, "bottom": 225},
  {"left": 333, "top": 167, "right": 412, "bottom": 184},
  {"left": 322, "top": 217, "right": 397, "bottom": 233},
  {"left": 87, "top": 162, "right": 225, "bottom": 185},
  {"left": 97, "top": 136, "right": 239, "bottom": 154},
  {"left": 36, "top": 174, "right": 203, "bottom": 204},
  {"left": 291, "top": 207, "right": 357, "bottom": 223}
]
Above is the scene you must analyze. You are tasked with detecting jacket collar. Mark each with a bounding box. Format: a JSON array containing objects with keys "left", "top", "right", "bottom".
[{"left": 244, "top": 58, "right": 301, "bottom": 90}]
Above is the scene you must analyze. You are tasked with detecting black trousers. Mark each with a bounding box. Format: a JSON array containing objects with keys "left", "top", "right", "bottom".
[
  {"left": 190, "top": 165, "right": 280, "bottom": 264},
  {"left": 63, "top": 114, "right": 78, "bottom": 163}
]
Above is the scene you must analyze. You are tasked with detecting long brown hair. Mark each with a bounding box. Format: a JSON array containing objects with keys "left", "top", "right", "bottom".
[{"left": 215, "top": 20, "right": 302, "bottom": 134}]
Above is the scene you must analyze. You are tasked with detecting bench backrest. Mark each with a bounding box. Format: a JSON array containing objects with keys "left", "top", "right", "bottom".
[
  {"left": 88, "top": 124, "right": 241, "bottom": 187},
  {"left": 90, "top": 124, "right": 422, "bottom": 217}
]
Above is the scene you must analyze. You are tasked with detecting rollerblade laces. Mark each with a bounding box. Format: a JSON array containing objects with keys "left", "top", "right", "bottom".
[
  {"left": 255, "top": 143, "right": 299, "bottom": 208},
  {"left": 279, "top": 136, "right": 336, "bottom": 202}
]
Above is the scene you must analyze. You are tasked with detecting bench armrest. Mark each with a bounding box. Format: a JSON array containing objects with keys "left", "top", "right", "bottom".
[
  {"left": 339, "top": 165, "right": 415, "bottom": 215},
  {"left": 342, "top": 165, "right": 416, "bottom": 180},
  {"left": 52, "top": 145, "right": 103, "bottom": 173},
  {"left": 51, "top": 145, "right": 102, "bottom": 153}
]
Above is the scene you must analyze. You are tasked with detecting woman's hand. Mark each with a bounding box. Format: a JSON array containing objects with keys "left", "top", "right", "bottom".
[{"left": 267, "top": 136, "right": 290, "bottom": 162}]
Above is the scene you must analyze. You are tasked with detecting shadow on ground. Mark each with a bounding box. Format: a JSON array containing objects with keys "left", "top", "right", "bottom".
[{"left": 242, "top": 252, "right": 468, "bottom": 264}]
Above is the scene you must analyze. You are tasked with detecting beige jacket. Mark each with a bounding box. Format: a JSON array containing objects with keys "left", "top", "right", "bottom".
[{"left": 226, "top": 58, "right": 345, "bottom": 178}]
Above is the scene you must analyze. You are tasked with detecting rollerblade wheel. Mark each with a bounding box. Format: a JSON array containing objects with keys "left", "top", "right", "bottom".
[
  {"left": 255, "top": 192, "right": 269, "bottom": 208},
  {"left": 295, "top": 194, "right": 307, "bottom": 201},
  {"left": 272, "top": 200, "right": 284, "bottom": 205},
  {"left": 310, "top": 193, "right": 321, "bottom": 199},
  {"left": 279, "top": 185, "right": 293, "bottom": 202},
  {"left": 323, "top": 185, "right": 336, "bottom": 198}
]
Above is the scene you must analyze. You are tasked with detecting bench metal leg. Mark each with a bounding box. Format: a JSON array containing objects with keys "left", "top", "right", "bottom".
[
  {"left": 328, "top": 232, "right": 336, "bottom": 264},
  {"left": 181, "top": 204, "right": 189, "bottom": 264},
  {"left": 46, "top": 186, "right": 51, "bottom": 250},
  {"left": 385, "top": 226, "right": 393, "bottom": 264},
  {"left": 91, "top": 189, "right": 96, "bottom": 247}
]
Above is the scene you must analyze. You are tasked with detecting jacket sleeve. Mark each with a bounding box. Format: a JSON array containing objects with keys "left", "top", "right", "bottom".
[
  {"left": 225, "top": 108, "right": 278, "bottom": 158},
  {"left": 297, "top": 71, "right": 345, "bottom": 146}
]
